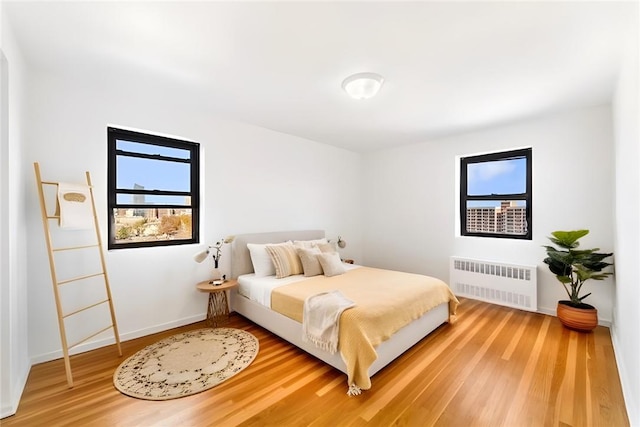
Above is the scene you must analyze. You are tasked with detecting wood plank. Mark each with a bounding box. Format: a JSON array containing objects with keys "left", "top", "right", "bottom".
[{"left": 1, "top": 299, "right": 629, "bottom": 426}]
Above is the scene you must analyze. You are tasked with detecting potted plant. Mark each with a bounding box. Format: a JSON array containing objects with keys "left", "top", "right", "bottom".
[{"left": 543, "top": 230, "right": 613, "bottom": 332}]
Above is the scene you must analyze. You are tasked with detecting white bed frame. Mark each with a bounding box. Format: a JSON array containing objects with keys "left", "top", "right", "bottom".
[{"left": 229, "top": 230, "right": 449, "bottom": 377}]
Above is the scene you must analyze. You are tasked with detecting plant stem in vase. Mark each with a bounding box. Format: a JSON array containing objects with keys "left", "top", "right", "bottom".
[{"left": 212, "top": 259, "right": 221, "bottom": 280}]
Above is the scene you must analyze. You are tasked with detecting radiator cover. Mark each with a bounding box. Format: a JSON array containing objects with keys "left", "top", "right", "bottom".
[{"left": 450, "top": 256, "right": 537, "bottom": 312}]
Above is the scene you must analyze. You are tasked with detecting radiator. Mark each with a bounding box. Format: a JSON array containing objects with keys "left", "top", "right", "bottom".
[{"left": 450, "top": 257, "right": 537, "bottom": 312}]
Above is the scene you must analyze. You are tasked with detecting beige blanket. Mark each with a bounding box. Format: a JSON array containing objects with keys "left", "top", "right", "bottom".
[
  {"left": 302, "top": 290, "right": 355, "bottom": 354},
  {"left": 271, "top": 267, "right": 459, "bottom": 392}
]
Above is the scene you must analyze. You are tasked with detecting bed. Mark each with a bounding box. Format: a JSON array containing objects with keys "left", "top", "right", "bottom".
[{"left": 229, "top": 230, "right": 458, "bottom": 395}]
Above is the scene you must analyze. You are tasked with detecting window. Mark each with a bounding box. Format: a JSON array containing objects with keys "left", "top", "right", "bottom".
[
  {"left": 460, "top": 148, "right": 532, "bottom": 240},
  {"left": 107, "top": 127, "right": 200, "bottom": 249}
]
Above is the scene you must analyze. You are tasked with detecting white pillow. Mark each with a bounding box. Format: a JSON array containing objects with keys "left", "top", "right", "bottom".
[
  {"left": 317, "top": 252, "right": 346, "bottom": 277},
  {"left": 247, "top": 243, "right": 283, "bottom": 277}
]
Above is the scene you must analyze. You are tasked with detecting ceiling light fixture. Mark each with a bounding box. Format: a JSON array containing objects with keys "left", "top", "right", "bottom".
[{"left": 341, "top": 72, "right": 384, "bottom": 100}]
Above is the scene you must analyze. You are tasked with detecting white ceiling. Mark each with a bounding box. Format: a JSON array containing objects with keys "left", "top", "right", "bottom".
[{"left": 4, "top": 1, "right": 637, "bottom": 152}]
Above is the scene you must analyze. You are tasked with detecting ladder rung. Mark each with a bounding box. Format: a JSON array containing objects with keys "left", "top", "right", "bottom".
[
  {"left": 57, "top": 272, "right": 104, "bottom": 285},
  {"left": 68, "top": 325, "right": 113, "bottom": 350},
  {"left": 63, "top": 299, "right": 109, "bottom": 319},
  {"left": 53, "top": 244, "right": 99, "bottom": 252},
  {"left": 48, "top": 216, "right": 97, "bottom": 221},
  {"left": 41, "top": 180, "right": 93, "bottom": 189}
]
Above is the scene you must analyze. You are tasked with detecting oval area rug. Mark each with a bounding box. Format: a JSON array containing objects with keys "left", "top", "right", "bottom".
[{"left": 113, "top": 328, "right": 258, "bottom": 400}]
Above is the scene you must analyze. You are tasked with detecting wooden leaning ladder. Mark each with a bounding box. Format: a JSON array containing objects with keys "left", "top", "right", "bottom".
[{"left": 34, "top": 162, "right": 122, "bottom": 387}]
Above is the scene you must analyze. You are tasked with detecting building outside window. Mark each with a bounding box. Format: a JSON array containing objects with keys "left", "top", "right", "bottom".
[
  {"left": 107, "top": 127, "right": 200, "bottom": 249},
  {"left": 460, "top": 148, "right": 532, "bottom": 240}
]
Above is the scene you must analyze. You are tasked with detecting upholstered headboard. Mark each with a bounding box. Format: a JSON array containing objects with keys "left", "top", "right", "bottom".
[{"left": 230, "top": 230, "right": 325, "bottom": 279}]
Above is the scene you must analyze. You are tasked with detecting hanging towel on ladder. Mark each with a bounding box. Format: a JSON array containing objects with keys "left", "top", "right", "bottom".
[{"left": 57, "top": 182, "right": 93, "bottom": 229}]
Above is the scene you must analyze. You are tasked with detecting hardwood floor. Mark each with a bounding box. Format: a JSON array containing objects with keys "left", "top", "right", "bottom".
[{"left": 3, "top": 298, "right": 629, "bottom": 426}]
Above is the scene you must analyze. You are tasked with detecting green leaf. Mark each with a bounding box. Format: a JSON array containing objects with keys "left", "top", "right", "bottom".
[
  {"left": 543, "top": 257, "right": 572, "bottom": 276},
  {"left": 583, "top": 261, "right": 613, "bottom": 272},
  {"left": 557, "top": 275, "right": 572, "bottom": 284},
  {"left": 575, "top": 268, "right": 593, "bottom": 282},
  {"left": 569, "top": 249, "right": 598, "bottom": 257},
  {"left": 589, "top": 273, "right": 612, "bottom": 281},
  {"left": 549, "top": 230, "right": 589, "bottom": 248},
  {"left": 545, "top": 251, "right": 575, "bottom": 267}
]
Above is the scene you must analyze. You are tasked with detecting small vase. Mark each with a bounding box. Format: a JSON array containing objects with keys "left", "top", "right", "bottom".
[{"left": 212, "top": 260, "right": 222, "bottom": 281}]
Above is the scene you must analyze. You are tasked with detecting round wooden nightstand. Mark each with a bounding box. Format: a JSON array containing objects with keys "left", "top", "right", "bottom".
[{"left": 196, "top": 279, "right": 238, "bottom": 327}]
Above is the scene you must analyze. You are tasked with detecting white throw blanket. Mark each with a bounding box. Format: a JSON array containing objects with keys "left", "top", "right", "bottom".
[
  {"left": 302, "top": 290, "right": 355, "bottom": 354},
  {"left": 57, "top": 182, "right": 94, "bottom": 230}
]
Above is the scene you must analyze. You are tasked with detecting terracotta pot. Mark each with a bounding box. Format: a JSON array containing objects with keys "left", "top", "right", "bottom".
[{"left": 556, "top": 301, "right": 598, "bottom": 332}]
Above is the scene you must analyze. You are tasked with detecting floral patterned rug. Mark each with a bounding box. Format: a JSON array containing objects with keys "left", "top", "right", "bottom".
[{"left": 113, "top": 328, "right": 258, "bottom": 400}]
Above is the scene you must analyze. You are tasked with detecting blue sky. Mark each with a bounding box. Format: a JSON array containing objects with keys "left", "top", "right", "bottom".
[
  {"left": 467, "top": 158, "right": 526, "bottom": 208},
  {"left": 116, "top": 140, "right": 191, "bottom": 205}
]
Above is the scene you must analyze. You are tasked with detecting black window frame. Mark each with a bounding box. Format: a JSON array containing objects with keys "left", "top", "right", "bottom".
[
  {"left": 107, "top": 127, "right": 200, "bottom": 250},
  {"left": 460, "top": 147, "right": 532, "bottom": 240}
]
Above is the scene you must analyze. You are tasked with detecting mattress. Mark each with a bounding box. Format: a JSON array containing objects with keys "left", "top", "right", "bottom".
[{"left": 237, "top": 264, "right": 360, "bottom": 307}]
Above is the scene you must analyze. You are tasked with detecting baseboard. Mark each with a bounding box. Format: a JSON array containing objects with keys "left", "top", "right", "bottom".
[
  {"left": 610, "top": 323, "right": 638, "bottom": 426},
  {"left": 0, "top": 363, "right": 30, "bottom": 419},
  {"left": 30, "top": 313, "right": 206, "bottom": 365},
  {"left": 537, "top": 305, "right": 611, "bottom": 328},
  {"left": 0, "top": 403, "right": 15, "bottom": 420}
]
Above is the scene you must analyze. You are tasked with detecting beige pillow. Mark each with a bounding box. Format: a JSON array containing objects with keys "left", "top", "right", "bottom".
[
  {"left": 317, "top": 252, "right": 346, "bottom": 277},
  {"left": 266, "top": 243, "right": 304, "bottom": 279},
  {"left": 296, "top": 247, "right": 323, "bottom": 277},
  {"left": 316, "top": 242, "right": 337, "bottom": 253}
]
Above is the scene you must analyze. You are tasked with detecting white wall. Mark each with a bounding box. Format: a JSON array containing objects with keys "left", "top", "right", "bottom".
[
  {"left": 0, "top": 7, "right": 31, "bottom": 418},
  {"left": 362, "top": 105, "right": 615, "bottom": 322},
  {"left": 3, "top": 6, "right": 633, "bottom": 422},
  {"left": 611, "top": 24, "right": 640, "bottom": 426},
  {"left": 22, "top": 68, "right": 362, "bottom": 363}
]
